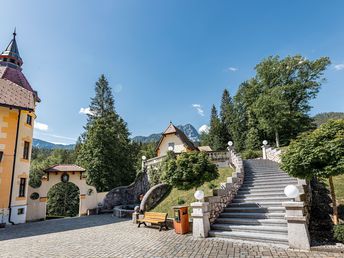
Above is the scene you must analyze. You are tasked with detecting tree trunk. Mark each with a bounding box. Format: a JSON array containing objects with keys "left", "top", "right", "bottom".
[
  {"left": 329, "top": 176, "right": 339, "bottom": 225},
  {"left": 275, "top": 130, "right": 280, "bottom": 148}
]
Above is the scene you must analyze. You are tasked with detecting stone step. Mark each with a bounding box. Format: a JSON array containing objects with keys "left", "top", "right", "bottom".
[
  {"left": 224, "top": 206, "right": 285, "bottom": 213},
  {"left": 236, "top": 192, "right": 286, "bottom": 198},
  {"left": 208, "top": 230, "right": 289, "bottom": 245},
  {"left": 211, "top": 224, "right": 288, "bottom": 235},
  {"left": 244, "top": 174, "right": 290, "bottom": 179},
  {"left": 215, "top": 217, "right": 287, "bottom": 226},
  {"left": 219, "top": 212, "right": 285, "bottom": 219},
  {"left": 243, "top": 178, "right": 296, "bottom": 184},
  {"left": 242, "top": 180, "right": 297, "bottom": 187},
  {"left": 238, "top": 188, "right": 286, "bottom": 194},
  {"left": 228, "top": 202, "right": 284, "bottom": 208},
  {"left": 239, "top": 184, "right": 292, "bottom": 190},
  {"left": 233, "top": 196, "right": 292, "bottom": 202}
]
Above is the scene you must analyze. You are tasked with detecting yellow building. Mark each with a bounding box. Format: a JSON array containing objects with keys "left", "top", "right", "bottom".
[{"left": 0, "top": 30, "right": 40, "bottom": 224}]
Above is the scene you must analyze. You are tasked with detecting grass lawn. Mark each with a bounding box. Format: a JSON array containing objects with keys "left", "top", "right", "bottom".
[
  {"left": 151, "top": 167, "right": 234, "bottom": 217},
  {"left": 333, "top": 175, "right": 344, "bottom": 205}
]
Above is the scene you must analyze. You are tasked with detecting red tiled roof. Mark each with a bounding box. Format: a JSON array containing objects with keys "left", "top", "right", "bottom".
[
  {"left": 0, "top": 66, "right": 33, "bottom": 92},
  {"left": 0, "top": 79, "right": 35, "bottom": 110},
  {"left": 44, "top": 164, "right": 86, "bottom": 173}
]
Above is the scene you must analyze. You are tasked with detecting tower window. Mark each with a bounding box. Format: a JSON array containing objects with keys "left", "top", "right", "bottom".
[
  {"left": 19, "top": 178, "right": 26, "bottom": 197},
  {"left": 23, "top": 141, "right": 30, "bottom": 160},
  {"left": 26, "top": 114, "right": 32, "bottom": 125}
]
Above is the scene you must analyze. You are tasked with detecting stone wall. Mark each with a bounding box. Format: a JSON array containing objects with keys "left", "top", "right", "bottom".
[
  {"left": 205, "top": 148, "right": 245, "bottom": 224},
  {"left": 103, "top": 172, "right": 150, "bottom": 210},
  {"left": 139, "top": 183, "right": 171, "bottom": 212},
  {"left": 264, "top": 146, "right": 282, "bottom": 163}
]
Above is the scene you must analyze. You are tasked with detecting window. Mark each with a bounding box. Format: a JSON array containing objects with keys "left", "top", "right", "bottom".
[
  {"left": 23, "top": 141, "right": 30, "bottom": 160},
  {"left": 168, "top": 142, "right": 175, "bottom": 150},
  {"left": 0, "top": 151, "right": 3, "bottom": 162},
  {"left": 26, "top": 114, "right": 32, "bottom": 125},
  {"left": 17, "top": 208, "right": 25, "bottom": 215},
  {"left": 19, "top": 178, "right": 26, "bottom": 197}
]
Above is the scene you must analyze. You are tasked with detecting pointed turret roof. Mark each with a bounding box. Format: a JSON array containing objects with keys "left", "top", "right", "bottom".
[
  {"left": 0, "top": 29, "right": 23, "bottom": 68},
  {"left": 0, "top": 29, "right": 40, "bottom": 104}
]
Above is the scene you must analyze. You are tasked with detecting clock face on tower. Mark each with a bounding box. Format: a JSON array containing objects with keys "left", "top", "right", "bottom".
[{"left": 61, "top": 173, "right": 69, "bottom": 183}]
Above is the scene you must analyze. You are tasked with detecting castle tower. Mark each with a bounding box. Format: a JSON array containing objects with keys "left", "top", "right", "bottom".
[{"left": 0, "top": 30, "right": 40, "bottom": 224}]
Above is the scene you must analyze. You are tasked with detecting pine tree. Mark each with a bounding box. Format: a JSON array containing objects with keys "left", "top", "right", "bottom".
[
  {"left": 77, "top": 75, "right": 136, "bottom": 192},
  {"left": 208, "top": 105, "right": 223, "bottom": 151},
  {"left": 219, "top": 89, "right": 234, "bottom": 147}
]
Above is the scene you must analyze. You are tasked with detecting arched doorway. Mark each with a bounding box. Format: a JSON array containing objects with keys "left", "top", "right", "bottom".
[
  {"left": 26, "top": 164, "right": 108, "bottom": 222},
  {"left": 46, "top": 182, "right": 80, "bottom": 218}
]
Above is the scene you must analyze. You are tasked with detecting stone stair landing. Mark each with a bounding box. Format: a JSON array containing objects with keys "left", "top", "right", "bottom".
[{"left": 209, "top": 159, "right": 297, "bottom": 246}]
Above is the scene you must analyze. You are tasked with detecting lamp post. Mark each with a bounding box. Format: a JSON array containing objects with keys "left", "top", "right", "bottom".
[
  {"left": 168, "top": 146, "right": 174, "bottom": 152},
  {"left": 282, "top": 184, "right": 310, "bottom": 250},
  {"left": 141, "top": 155, "right": 147, "bottom": 172},
  {"left": 262, "top": 140, "right": 268, "bottom": 159},
  {"left": 191, "top": 189, "right": 210, "bottom": 238}
]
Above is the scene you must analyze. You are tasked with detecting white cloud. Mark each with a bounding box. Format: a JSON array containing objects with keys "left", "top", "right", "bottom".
[
  {"left": 198, "top": 124, "right": 210, "bottom": 134},
  {"left": 192, "top": 104, "right": 204, "bottom": 116},
  {"left": 114, "top": 84, "right": 123, "bottom": 93},
  {"left": 334, "top": 64, "right": 344, "bottom": 71},
  {"left": 34, "top": 122, "right": 48, "bottom": 131},
  {"left": 227, "top": 67, "right": 238, "bottom": 72},
  {"left": 79, "top": 107, "right": 94, "bottom": 116}
]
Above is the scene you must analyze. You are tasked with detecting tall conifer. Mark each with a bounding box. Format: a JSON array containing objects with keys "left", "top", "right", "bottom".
[{"left": 77, "top": 75, "right": 136, "bottom": 192}]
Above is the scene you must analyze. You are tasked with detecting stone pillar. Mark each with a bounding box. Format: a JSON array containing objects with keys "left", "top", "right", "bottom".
[
  {"left": 282, "top": 202, "right": 310, "bottom": 250},
  {"left": 191, "top": 202, "right": 210, "bottom": 238},
  {"left": 262, "top": 145, "right": 267, "bottom": 159}
]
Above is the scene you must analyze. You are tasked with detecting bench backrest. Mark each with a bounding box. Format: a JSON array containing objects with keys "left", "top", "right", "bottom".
[{"left": 144, "top": 212, "right": 167, "bottom": 221}]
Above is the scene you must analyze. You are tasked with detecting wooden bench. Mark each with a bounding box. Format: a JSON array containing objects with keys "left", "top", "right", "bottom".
[{"left": 137, "top": 212, "right": 168, "bottom": 231}]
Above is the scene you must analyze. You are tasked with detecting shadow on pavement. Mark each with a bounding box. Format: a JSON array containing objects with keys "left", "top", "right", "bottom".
[{"left": 0, "top": 214, "right": 128, "bottom": 241}]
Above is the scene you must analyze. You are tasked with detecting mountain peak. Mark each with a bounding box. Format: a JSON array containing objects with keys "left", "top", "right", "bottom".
[{"left": 132, "top": 124, "right": 200, "bottom": 143}]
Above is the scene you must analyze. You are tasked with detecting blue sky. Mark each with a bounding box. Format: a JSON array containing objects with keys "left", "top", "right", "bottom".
[{"left": 1, "top": 0, "right": 343, "bottom": 144}]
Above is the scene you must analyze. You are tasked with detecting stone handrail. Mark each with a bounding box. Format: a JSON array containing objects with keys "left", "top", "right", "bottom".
[
  {"left": 204, "top": 148, "right": 245, "bottom": 224},
  {"left": 262, "top": 145, "right": 312, "bottom": 250},
  {"left": 263, "top": 145, "right": 282, "bottom": 163}
]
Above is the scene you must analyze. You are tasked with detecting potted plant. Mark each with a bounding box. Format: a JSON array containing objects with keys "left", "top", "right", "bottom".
[{"left": 0, "top": 208, "right": 7, "bottom": 228}]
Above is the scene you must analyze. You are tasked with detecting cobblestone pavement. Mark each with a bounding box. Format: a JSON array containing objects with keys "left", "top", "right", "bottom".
[{"left": 0, "top": 214, "right": 342, "bottom": 258}]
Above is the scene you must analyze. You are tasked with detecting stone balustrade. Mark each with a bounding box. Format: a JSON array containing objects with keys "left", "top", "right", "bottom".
[
  {"left": 263, "top": 145, "right": 282, "bottom": 163},
  {"left": 191, "top": 148, "right": 244, "bottom": 237},
  {"left": 262, "top": 144, "right": 312, "bottom": 250}
]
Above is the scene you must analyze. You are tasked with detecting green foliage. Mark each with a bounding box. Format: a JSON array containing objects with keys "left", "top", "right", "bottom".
[
  {"left": 207, "top": 55, "right": 330, "bottom": 151},
  {"left": 207, "top": 182, "right": 217, "bottom": 190},
  {"left": 313, "top": 112, "right": 344, "bottom": 127},
  {"left": 281, "top": 119, "right": 344, "bottom": 179},
  {"left": 334, "top": 225, "right": 344, "bottom": 243},
  {"left": 241, "top": 149, "right": 262, "bottom": 160},
  {"left": 205, "top": 105, "right": 224, "bottom": 151},
  {"left": 29, "top": 148, "right": 76, "bottom": 188},
  {"left": 161, "top": 151, "right": 218, "bottom": 190},
  {"left": 135, "top": 141, "right": 157, "bottom": 172},
  {"left": 152, "top": 167, "right": 233, "bottom": 217},
  {"left": 219, "top": 89, "right": 234, "bottom": 145},
  {"left": 76, "top": 75, "right": 136, "bottom": 192},
  {"left": 148, "top": 163, "right": 165, "bottom": 186},
  {"left": 46, "top": 182, "right": 80, "bottom": 217},
  {"left": 177, "top": 197, "right": 185, "bottom": 205}
]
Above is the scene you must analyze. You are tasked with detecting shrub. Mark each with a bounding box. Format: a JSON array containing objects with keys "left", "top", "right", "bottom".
[
  {"left": 208, "top": 182, "right": 217, "bottom": 190},
  {"left": 161, "top": 151, "right": 218, "bottom": 190},
  {"left": 242, "top": 149, "right": 261, "bottom": 159},
  {"left": 177, "top": 197, "right": 185, "bottom": 205},
  {"left": 334, "top": 224, "right": 344, "bottom": 243}
]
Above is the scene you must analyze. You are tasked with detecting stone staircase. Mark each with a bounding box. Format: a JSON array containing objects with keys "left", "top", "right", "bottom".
[{"left": 209, "top": 159, "right": 298, "bottom": 246}]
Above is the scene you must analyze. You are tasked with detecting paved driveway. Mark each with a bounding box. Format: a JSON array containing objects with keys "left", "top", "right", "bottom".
[{"left": 0, "top": 214, "right": 342, "bottom": 258}]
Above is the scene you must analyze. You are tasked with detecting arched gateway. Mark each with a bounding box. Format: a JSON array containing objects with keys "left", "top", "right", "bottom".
[{"left": 26, "top": 165, "right": 107, "bottom": 221}]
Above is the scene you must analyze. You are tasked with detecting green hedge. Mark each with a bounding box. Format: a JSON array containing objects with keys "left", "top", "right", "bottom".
[{"left": 334, "top": 224, "right": 344, "bottom": 243}]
